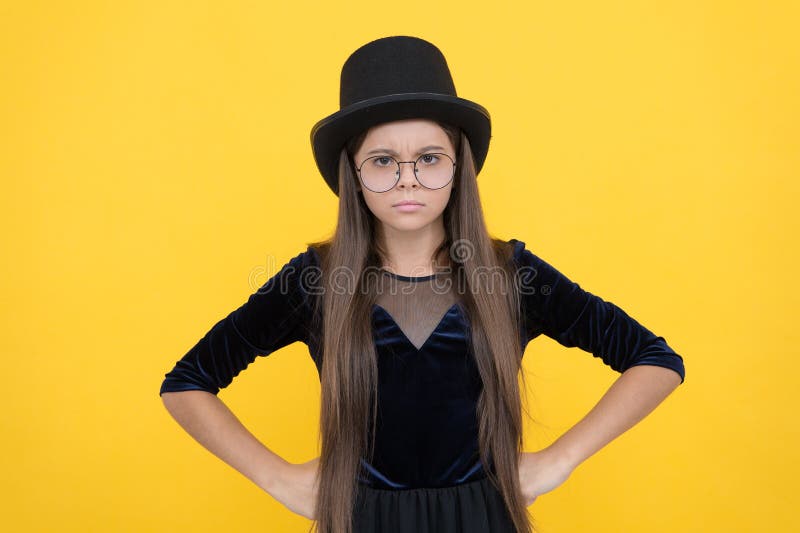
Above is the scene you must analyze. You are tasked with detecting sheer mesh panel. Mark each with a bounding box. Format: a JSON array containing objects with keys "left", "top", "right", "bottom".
[{"left": 374, "top": 269, "right": 459, "bottom": 350}]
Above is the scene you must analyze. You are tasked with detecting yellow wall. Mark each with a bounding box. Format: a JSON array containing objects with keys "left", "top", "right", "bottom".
[{"left": 2, "top": 1, "right": 796, "bottom": 531}]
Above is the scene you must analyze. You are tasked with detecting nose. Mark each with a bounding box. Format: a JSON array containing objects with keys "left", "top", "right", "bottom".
[{"left": 396, "top": 161, "right": 419, "bottom": 188}]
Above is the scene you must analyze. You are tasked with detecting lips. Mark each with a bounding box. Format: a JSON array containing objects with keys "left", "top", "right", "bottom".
[{"left": 393, "top": 200, "right": 423, "bottom": 206}]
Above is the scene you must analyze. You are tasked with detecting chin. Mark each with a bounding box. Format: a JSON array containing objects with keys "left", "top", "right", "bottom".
[{"left": 382, "top": 218, "right": 435, "bottom": 233}]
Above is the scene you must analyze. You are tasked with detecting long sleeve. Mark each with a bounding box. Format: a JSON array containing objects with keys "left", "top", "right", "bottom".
[
  {"left": 510, "top": 238, "right": 685, "bottom": 384},
  {"left": 159, "top": 246, "right": 318, "bottom": 396}
]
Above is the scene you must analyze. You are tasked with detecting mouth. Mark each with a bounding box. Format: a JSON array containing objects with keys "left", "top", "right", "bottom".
[{"left": 393, "top": 200, "right": 424, "bottom": 207}]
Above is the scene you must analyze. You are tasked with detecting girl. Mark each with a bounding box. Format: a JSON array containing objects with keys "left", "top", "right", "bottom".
[{"left": 160, "top": 36, "right": 686, "bottom": 533}]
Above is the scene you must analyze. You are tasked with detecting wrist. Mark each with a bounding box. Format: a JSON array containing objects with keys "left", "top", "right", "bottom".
[{"left": 543, "top": 442, "right": 581, "bottom": 471}]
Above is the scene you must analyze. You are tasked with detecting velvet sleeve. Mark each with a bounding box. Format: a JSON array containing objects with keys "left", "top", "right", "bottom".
[
  {"left": 510, "top": 238, "right": 685, "bottom": 383},
  {"left": 158, "top": 246, "right": 318, "bottom": 396}
]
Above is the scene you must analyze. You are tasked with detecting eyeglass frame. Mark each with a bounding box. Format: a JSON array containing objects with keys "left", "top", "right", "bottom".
[{"left": 354, "top": 152, "right": 457, "bottom": 193}]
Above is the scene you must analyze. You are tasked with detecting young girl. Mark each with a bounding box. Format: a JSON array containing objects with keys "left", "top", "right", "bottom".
[{"left": 160, "top": 36, "right": 686, "bottom": 533}]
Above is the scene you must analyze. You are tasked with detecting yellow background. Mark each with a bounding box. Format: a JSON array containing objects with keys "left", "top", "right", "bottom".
[{"left": 2, "top": 1, "right": 797, "bottom": 531}]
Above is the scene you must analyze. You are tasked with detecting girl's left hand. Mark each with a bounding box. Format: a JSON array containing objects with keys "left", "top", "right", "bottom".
[{"left": 518, "top": 448, "right": 576, "bottom": 506}]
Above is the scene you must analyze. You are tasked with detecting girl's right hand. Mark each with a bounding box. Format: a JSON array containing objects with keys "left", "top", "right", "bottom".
[{"left": 268, "top": 456, "right": 320, "bottom": 520}]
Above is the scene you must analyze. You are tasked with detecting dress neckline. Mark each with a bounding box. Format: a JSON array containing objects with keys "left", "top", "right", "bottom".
[{"left": 379, "top": 269, "right": 442, "bottom": 282}]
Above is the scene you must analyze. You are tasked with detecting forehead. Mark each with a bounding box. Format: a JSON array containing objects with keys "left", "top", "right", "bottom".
[{"left": 359, "top": 119, "right": 450, "bottom": 148}]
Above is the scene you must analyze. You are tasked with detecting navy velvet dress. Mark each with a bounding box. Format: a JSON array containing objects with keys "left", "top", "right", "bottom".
[{"left": 159, "top": 238, "right": 685, "bottom": 531}]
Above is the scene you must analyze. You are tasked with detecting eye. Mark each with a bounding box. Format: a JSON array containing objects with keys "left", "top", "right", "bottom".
[
  {"left": 419, "top": 153, "right": 440, "bottom": 165},
  {"left": 372, "top": 156, "right": 394, "bottom": 167}
]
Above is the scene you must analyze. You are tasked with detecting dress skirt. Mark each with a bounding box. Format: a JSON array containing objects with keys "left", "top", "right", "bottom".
[{"left": 352, "top": 475, "right": 517, "bottom": 533}]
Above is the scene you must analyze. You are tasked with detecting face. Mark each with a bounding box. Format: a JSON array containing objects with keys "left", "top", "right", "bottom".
[{"left": 352, "top": 119, "right": 456, "bottom": 236}]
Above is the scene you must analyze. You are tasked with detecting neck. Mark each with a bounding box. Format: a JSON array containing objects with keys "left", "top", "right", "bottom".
[{"left": 377, "top": 222, "right": 449, "bottom": 276}]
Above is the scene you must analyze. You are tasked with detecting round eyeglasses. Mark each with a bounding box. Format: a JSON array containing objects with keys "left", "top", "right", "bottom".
[{"left": 355, "top": 153, "right": 456, "bottom": 193}]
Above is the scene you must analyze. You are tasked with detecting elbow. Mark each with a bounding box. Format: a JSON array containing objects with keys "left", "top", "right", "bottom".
[{"left": 159, "top": 388, "right": 219, "bottom": 419}]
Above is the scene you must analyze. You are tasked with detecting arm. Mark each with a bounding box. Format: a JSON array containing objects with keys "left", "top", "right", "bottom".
[
  {"left": 160, "top": 390, "right": 289, "bottom": 493},
  {"left": 159, "top": 248, "right": 315, "bottom": 395},
  {"left": 510, "top": 238, "right": 686, "bottom": 503},
  {"left": 517, "top": 364, "right": 681, "bottom": 505},
  {"left": 546, "top": 363, "right": 682, "bottom": 470},
  {"left": 510, "top": 238, "right": 686, "bottom": 382},
  {"left": 158, "top": 247, "right": 321, "bottom": 518},
  {"left": 161, "top": 391, "right": 319, "bottom": 519}
]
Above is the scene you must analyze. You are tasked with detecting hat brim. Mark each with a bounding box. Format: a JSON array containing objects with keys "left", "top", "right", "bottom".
[{"left": 311, "top": 93, "right": 491, "bottom": 196}]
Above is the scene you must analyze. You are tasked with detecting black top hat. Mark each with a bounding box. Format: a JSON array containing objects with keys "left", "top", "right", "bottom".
[{"left": 310, "top": 36, "right": 492, "bottom": 196}]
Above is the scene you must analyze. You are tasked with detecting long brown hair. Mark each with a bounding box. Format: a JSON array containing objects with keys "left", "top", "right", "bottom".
[{"left": 307, "top": 122, "right": 536, "bottom": 533}]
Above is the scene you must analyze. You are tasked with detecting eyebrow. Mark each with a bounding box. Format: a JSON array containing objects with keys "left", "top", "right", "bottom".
[{"left": 365, "top": 145, "right": 448, "bottom": 157}]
